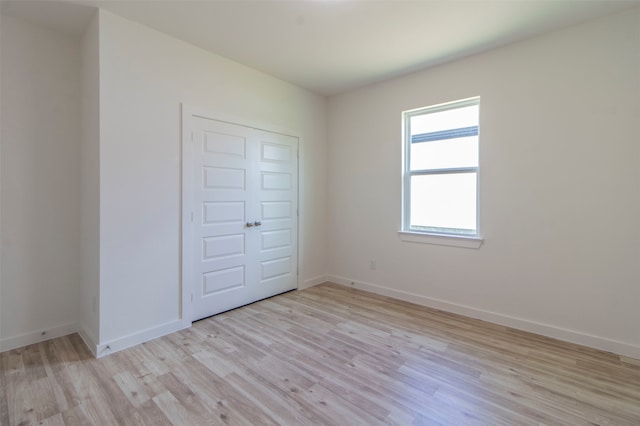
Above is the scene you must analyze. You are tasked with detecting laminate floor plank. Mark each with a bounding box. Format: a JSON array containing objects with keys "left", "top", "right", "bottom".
[
  {"left": 222, "top": 371, "right": 307, "bottom": 425},
  {"left": 2, "top": 283, "right": 639, "bottom": 425},
  {"left": 57, "top": 403, "right": 93, "bottom": 426},
  {"left": 39, "top": 412, "right": 66, "bottom": 426},
  {"left": 267, "top": 340, "right": 440, "bottom": 421}
]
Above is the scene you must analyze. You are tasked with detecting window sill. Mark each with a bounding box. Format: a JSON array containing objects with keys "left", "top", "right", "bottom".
[{"left": 398, "top": 231, "right": 483, "bottom": 249}]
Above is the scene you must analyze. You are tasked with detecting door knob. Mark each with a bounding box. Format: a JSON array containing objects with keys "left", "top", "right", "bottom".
[
  {"left": 246, "top": 222, "right": 254, "bottom": 228},
  {"left": 254, "top": 221, "right": 262, "bottom": 227}
]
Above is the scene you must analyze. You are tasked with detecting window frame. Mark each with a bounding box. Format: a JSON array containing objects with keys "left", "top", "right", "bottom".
[{"left": 401, "top": 97, "right": 483, "bottom": 248}]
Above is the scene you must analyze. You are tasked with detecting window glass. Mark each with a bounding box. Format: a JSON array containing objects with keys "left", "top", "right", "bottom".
[
  {"left": 410, "top": 105, "right": 479, "bottom": 135},
  {"left": 409, "top": 173, "right": 477, "bottom": 234},
  {"left": 403, "top": 97, "right": 480, "bottom": 237},
  {"left": 410, "top": 136, "right": 478, "bottom": 170}
]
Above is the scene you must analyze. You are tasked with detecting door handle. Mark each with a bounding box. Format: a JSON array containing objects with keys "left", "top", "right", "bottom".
[
  {"left": 254, "top": 221, "right": 262, "bottom": 227},
  {"left": 246, "top": 222, "right": 254, "bottom": 228}
]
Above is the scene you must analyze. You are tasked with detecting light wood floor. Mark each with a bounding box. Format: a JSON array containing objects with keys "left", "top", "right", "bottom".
[{"left": 2, "top": 283, "right": 639, "bottom": 425}]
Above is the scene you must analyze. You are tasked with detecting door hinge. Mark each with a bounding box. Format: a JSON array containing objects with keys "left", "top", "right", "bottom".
[
  {"left": 191, "top": 131, "right": 194, "bottom": 142},
  {"left": 190, "top": 211, "right": 194, "bottom": 223},
  {"left": 191, "top": 293, "right": 194, "bottom": 303}
]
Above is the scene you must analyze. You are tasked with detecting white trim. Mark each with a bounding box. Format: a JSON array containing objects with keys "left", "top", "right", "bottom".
[
  {"left": 186, "top": 105, "right": 301, "bottom": 139},
  {"left": 404, "top": 96, "right": 481, "bottom": 115},
  {"left": 181, "top": 104, "right": 195, "bottom": 328},
  {"left": 402, "top": 97, "right": 481, "bottom": 238},
  {"left": 398, "top": 231, "right": 483, "bottom": 248},
  {"left": 326, "top": 275, "right": 640, "bottom": 360},
  {"left": 0, "top": 319, "right": 187, "bottom": 358},
  {"left": 300, "top": 275, "right": 328, "bottom": 290},
  {"left": 77, "top": 326, "right": 98, "bottom": 357},
  {"left": 295, "top": 138, "right": 304, "bottom": 293},
  {"left": 94, "top": 320, "right": 186, "bottom": 358},
  {"left": 0, "top": 322, "right": 78, "bottom": 353}
]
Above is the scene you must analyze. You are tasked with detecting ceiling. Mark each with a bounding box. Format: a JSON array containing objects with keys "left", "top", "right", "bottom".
[{"left": 2, "top": 0, "right": 639, "bottom": 95}]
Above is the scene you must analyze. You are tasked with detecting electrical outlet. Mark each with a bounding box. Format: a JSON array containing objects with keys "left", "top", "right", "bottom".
[{"left": 370, "top": 260, "right": 376, "bottom": 270}]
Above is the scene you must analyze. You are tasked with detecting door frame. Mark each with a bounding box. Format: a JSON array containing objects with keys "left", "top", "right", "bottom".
[{"left": 181, "top": 104, "right": 302, "bottom": 327}]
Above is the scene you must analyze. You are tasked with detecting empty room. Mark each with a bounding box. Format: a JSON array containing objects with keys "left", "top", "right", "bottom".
[{"left": 1, "top": 0, "right": 639, "bottom": 424}]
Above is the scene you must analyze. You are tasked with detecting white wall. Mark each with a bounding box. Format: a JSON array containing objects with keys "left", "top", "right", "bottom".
[
  {"left": 79, "top": 12, "right": 100, "bottom": 347},
  {"left": 327, "top": 8, "right": 640, "bottom": 358},
  {"left": 95, "top": 11, "right": 327, "bottom": 350},
  {"left": 0, "top": 15, "right": 81, "bottom": 350}
]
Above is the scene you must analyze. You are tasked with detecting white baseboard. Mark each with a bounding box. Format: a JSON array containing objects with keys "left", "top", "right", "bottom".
[
  {"left": 77, "top": 326, "right": 98, "bottom": 357},
  {"left": 0, "top": 322, "right": 78, "bottom": 353},
  {"left": 94, "top": 320, "right": 187, "bottom": 358},
  {"left": 300, "top": 275, "right": 328, "bottom": 290},
  {"left": 326, "top": 275, "right": 640, "bottom": 360},
  {"left": 1, "top": 319, "right": 189, "bottom": 358}
]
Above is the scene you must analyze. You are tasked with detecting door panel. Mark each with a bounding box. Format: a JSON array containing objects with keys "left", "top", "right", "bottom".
[
  {"left": 203, "top": 202, "right": 244, "bottom": 225},
  {"left": 189, "top": 116, "right": 297, "bottom": 321},
  {"left": 203, "top": 131, "right": 246, "bottom": 158},
  {"left": 256, "top": 134, "right": 297, "bottom": 300},
  {"left": 203, "top": 266, "right": 244, "bottom": 295},
  {"left": 261, "top": 229, "right": 291, "bottom": 250},
  {"left": 203, "top": 167, "right": 246, "bottom": 190}
]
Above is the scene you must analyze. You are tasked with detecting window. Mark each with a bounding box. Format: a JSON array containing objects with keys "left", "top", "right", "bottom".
[{"left": 401, "top": 97, "right": 481, "bottom": 246}]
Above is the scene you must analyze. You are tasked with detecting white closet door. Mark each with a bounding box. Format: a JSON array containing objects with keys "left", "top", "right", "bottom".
[{"left": 188, "top": 116, "right": 298, "bottom": 321}]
